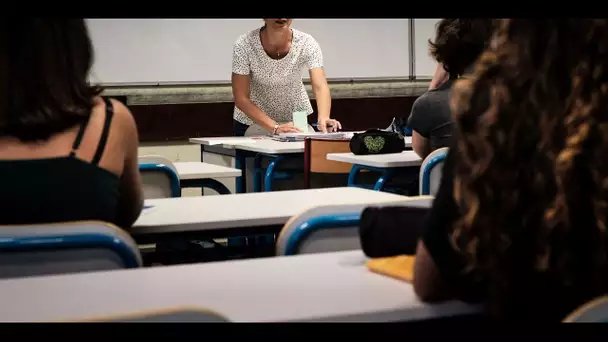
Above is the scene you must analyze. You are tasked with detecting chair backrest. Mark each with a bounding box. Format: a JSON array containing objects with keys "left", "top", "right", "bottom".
[
  {"left": 304, "top": 137, "right": 352, "bottom": 189},
  {"left": 419, "top": 147, "right": 449, "bottom": 196},
  {"left": 276, "top": 196, "right": 434, "bottom": 256},
  {"left": 563, "top": 296, "right": 608, "bottom": 323},
  {"left": 0, "top": 221, "right": 142, "bottom": 279},
  {"left": 139, "top": 155, "right": 181, "bottom": 198}
]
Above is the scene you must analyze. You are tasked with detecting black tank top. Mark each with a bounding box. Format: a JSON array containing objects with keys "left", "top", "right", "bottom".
[{"left": 0, "top": 98, "right": 121, "bottom": 226}]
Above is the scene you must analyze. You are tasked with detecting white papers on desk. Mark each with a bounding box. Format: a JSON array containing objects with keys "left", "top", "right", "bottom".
[
  {"left": 292, "top": 111, "right": 309, "bottom": 132},
  {"left": 278, "top": 132, "right": 354, "bottom": 141},
  {"left": 205, "top": 138, "right": 258, "bottom": 146}
]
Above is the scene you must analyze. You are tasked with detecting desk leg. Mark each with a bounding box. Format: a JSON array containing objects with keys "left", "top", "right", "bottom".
[
  {"left": 264, "top": 155, "right": 284, "bottom": 192},
  {"left": 253, "top": 154, "right": 264, "bottom": 193},
  {"left": 348, "top": 164, "right": 396, "bottom": 192},
  {"left": 231, "top": 150, "right": 247, "bottom": 244},
  {"left": 347, "top": 165, "right": 363, "bottom": 187},
  {"left": 373, "top": 168, "right": 396, "bottom": 191},
  {"left": 235, "top": 150, "right": 247, "bottom": 194}
]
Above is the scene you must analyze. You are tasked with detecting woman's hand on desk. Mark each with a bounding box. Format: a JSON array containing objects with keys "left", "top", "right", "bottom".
[
  {"left": 317, "top": 118, "right": 342, "bottom": 133},
  {"left": 275, "top": 122, "right": 302, "bottom": 134}
]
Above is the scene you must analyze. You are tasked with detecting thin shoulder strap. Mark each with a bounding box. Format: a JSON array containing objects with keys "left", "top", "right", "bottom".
[
  {"left": 69, "top": 114, "right": 93, "bottom": 157},
  {"left": 91, "top": 97, "right": 115, "bottom": 165}
]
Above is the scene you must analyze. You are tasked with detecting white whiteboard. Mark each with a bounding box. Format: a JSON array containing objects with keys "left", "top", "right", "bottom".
[
  {"left": 86, "top": 19, "right": 410, "bottom": 86},
  {"left": 413, "top": 19, "right": 441, "bottom": 79}
]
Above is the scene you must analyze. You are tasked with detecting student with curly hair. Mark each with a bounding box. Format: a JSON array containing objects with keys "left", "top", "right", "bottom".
[
  {"left": 413, "top": 19, "right": 608, "bottom": 321},
  {"left": 408, "top": 19, "right": 496, "bottom": 158}
]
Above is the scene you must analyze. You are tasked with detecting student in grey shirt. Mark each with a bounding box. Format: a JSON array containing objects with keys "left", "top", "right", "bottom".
[{"left": 408, "top": 19, "right": 497, "bottom": 158}]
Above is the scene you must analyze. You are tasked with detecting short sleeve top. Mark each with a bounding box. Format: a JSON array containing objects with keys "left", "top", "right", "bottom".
[
  {"left": 407, "top": 81, "right": 456, "bottom": 151},
  {"left": 232, "top": 27, "right": 324, "bottom": 126}
]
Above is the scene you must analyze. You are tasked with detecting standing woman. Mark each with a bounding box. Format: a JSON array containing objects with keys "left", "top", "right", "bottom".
[{"left": 231, "top": 18, "right": 341, "bottom": 136}]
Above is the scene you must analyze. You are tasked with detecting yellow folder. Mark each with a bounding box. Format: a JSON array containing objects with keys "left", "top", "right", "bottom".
[{"left": 366, "top": 255, "right": 415, "bottom": 282}]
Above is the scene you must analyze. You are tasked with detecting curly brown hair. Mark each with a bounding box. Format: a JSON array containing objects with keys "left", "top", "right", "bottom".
[
  {"left": 429, "top": 19, "right": 497, "bottom": 79},
  {"left": 450, "top": 19, "right": 608, "bottom": 320}
]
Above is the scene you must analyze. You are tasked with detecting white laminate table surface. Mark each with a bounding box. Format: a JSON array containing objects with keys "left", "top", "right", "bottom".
[
  {"left": 0, "top": 250, "right": 479, "bottom": 322},
  {"left": 132, "top": 187, "right": 409, "bottom": 235},
  {"left": 231, "top": 139, "right": 304, "bottom": 154},
  {"left": 189, "top": 136, "right": 303, "bottom": 154},
  {"left": 173, "top": 162, "right": 241, "bottom": 180},
  {"left": 190, "top": 135, "right": 412, "bottom": 155},
  {"left": 188, "top": 136, "right": 260, "bottom": 147},
  {"left": 327, "top": 150, "right": 423, "bottom": 168}
]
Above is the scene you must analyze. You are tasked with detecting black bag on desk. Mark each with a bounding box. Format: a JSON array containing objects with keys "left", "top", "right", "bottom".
[
  {"left": 359, "top": 206, "right": 430, "bottom": 258},
  {"left": 349, "top": 129, "right": 406, "bottom": 155}
]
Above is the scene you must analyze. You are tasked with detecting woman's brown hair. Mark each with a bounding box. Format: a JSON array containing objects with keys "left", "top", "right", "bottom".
[
  {"left": 450, "top": 19, "right": 608, "bottom": 319},
  {"left": 429, "top": 19, "right": 497, "bottom": 79},
  {"left": 3, "top": 19, "right": 102, "bottom": 141}
]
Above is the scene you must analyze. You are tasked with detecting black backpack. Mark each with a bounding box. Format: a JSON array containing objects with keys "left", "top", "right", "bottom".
[{"left": 349, "top": 129, "right": 406, "bottom": 155}]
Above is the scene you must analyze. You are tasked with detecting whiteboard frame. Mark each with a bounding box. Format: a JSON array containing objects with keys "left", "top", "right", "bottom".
[
  {"left": 95, "top": 76, "right": 416, "bottom": 88},
  {"left": 410, "top": 18, "right": 439, "bottom": 80}
]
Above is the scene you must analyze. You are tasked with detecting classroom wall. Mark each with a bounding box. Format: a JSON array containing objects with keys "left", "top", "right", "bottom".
[
  {"left": 107, "top": 80, "right": 428, "bottom": 142},
  {"left": 100, "top": 19, "right": 441, "bottom": 197},
  {"left": 119, "top": 80, "right": 428, "bottom": 197},
  {"left": 135, "top": 94, "right": 421, "bottom": 197},
  {"left": 130, "top": 97, "right": 419, "bottom": 142}
]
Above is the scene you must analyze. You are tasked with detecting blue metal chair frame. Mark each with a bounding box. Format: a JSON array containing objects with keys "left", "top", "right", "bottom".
[
  {"left": 180, "top": 179, "right": 232, "bottom": 195},
  {"left": 283, "top": 212, "right": 361, "bottom": 256},
  {"left": 0, "top": 233, "right": 141, "bottom": 268},
  {"left": 139, "top": 163, "right": 181, "bottom": 198},
  {"left": 419, "top": 152, "right": 448, "bottom": 195},
  {"left": 347, "top": 164, "right": 400, "bottom": 191}
]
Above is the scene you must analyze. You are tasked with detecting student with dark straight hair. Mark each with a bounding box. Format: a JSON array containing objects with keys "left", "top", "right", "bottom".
[
  {"left": 408, "top": 19, "right": 496, "bottom": 159},
  {"left": 1, "top": 19, "right": 143, "bottom": 228}
]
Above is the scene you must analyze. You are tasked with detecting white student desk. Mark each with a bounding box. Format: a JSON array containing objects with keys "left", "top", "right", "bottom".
[
  {"left": 229, "top": 136, "right": 413, "bottom": 155},
  {"left": 132, "top": 187, "right": 408, "bottom": 238},
  {"left": 189, "top": 136, "right": 304, "bottom": 154},
  {"left": 189, "top": 135, "right": 411, "bottom": 154},
  {"left": 326, "top": 151, "right": 423, "bottom": 191},
  {"left": 327, "top": 150, "right": 422, "bottom": 169},
  {"left": 173, "top": 162, "right": 241, "bottom": 180},
  {"left": 189, "top": 137, "right": 304, "bottom": 193},
  {"left": 190, "top": 135, "right": 413, "bottom": 193},
  {"left": 171, "top": 162, "right": 242, "bottom": 195},
  {"left": 0, "top": 250, "right": 479, "bottom": 322}
]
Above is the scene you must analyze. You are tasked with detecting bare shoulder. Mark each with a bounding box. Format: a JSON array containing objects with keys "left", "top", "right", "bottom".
[{"left": 108, "top": 98, "right": 137, "bottom": 132}]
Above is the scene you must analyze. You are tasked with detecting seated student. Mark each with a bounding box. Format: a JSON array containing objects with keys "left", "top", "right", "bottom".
[
  {"left": 1, "top": 19, "right": 143, "bottom": 229},
  {"left": 408, "top": 19, "right": 495, "bottom": 159},
  {"left": 413, "top": 19, "right": 608, "bottom": 322}
]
